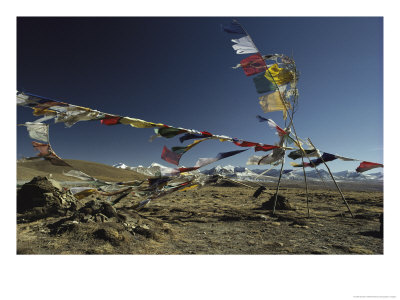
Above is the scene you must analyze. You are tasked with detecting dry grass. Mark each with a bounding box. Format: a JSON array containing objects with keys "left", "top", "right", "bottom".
[{"left": 17, "top": 159, "right": 147, "bottom": 182}]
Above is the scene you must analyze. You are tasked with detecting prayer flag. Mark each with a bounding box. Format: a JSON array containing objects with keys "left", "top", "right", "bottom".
[
  {"left": 231, "top": 36, "right": 257, "bottom": 54},
  {"left": 288, "top": 149, "right": 320, "bottom": 160},
  {"left": 171, "top": 138, "right": 208, "bottom": 154},
  {"left": 256, "top": 116, "right": 287, "bottom": 136},
  {"left": 32, "top": 141, "right": 51, "bottom": 157},
  {"left": 101, "top": 115, "right": 121, "bottom": 125},
  {"left": 239, "top": 53, "right": 267, "bottom": 76},
  {"left": 252, "top": 73, "right": 278, "bottom": 94},
  {"left": 119, "top": 117, "right": 164, "bottom": 128},
  {"left": 254, "top": 144, "right": 280, "bottom": 152},
  {"left": 179, "top": 131, "right": 212, "bottom": 143},
  {"left": 246, "top": 149, "right": 285, "bottom": 166},
  {"left": 334, "top": 155, "right": 358, "bottom": 161},
  {"left": 195, "top": 149, "right": 248, "bottom": 168},
  {"left": 309, "top": 152, "right": 337, "bottom": 167},
  {"left": 258, "top": 91, "right": 289, "bottom": 119},
  {"left": 356, "top": 161, "right": 383, "bottom": 173},
  {"left": 161, "top": 146, "right": 183, "bottom": 166},
  {"left": 264, "top": 64, "right": 294, "bottom": 86},
  {"left": 222, "top": 21, "right": 246, "bottom": 34},
  {"left": 24, "top": 122, "right": 49, "bottom": 142},
  {"left": 157, "top": 127, "right": 187, "bottom": 138}
]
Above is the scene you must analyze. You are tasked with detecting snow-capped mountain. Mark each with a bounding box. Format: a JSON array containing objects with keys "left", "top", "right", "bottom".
[
  {"left": 113, "top": 162, "right": 383, "bottom": 182},
  {"left": 113, "top": 163, "right": 130, "bottom": 169},
  {"left": 201, "top": 166, "right": 383, "bottom": 182}
]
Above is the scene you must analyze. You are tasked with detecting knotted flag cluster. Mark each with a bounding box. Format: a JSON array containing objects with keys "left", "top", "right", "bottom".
[{"left": 223, "top": 20, "right": 298, "bottom": 121}]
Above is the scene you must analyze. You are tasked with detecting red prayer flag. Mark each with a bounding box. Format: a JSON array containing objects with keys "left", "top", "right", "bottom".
[
  {"left": 233, "top": 140, "right": 259, "bottom": 147},
  {"left": 254, "top": 144, "right": 280, "bottom": 152},
  {"left": 178, "top": 167, "right": 200, "bottom": 173},
  {"left": 356, "top": 161, "right": 383, "bottom": 173},
  {"left": 200, "top": 131, "right": 213, "bottom": 137},
  {"left": 161, "top": 146, "right": 183, "bottom": 166},
  {"left": 32, "top": 141, "right": 50, "bottom": 156},
  {"left": 240, "top": 53, "right": 267, "bottom": 76},
  {"left": 101, "top": 115, "right": 121, "bottom": 125}
]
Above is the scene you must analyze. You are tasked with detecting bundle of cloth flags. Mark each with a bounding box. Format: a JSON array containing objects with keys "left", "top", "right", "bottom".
[{"left": 222, "top": 20, "right": 298, "bottom": 120}]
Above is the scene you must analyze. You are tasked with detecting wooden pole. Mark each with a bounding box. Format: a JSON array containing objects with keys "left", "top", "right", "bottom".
[
  {"left": 299, "top": 154, "right": 310, "bottom": 217},
  {"left": 307, "top": 138, "right": 354, "bottom": 218},
  {"left": 272, "top": 156, "right": 285, "bottom": 215}
]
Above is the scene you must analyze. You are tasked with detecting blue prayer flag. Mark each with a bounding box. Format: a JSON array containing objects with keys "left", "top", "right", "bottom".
[{"left": 222, "top": 21, "right": 246, "bottom": 34}]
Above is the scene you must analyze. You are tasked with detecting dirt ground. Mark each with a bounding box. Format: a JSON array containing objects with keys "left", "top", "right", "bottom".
[{"left": 16, "top": 180, "right": 383, "bottom": 255}]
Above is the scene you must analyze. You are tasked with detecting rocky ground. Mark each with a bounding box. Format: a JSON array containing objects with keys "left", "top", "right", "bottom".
[{"left": 16, "top": 176, "right": 383, "bottom": 255}]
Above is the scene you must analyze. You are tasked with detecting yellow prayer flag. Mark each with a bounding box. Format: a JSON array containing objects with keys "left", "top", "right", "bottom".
[
  {"left": 119, "top": 117, "right": 164, "bottom": 128},
  {"left": 264, "top": 64, "right": 293, "bottom": 86},
  {"left": 178, "top": 184, "right": 198, "bottom": 192},
  {"left": 290, "top": 162, "right": 303, "bottom": 167},
  {"left": 259, "top": 91, "right": 290, "bottom": 120}
]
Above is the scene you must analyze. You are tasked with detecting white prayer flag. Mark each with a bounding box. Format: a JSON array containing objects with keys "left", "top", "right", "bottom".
[
  {"left": 231, "top": 36, "right": 257, "bottom": 54},
  {"left": 24, "top": 122, "right": 49, "bottom": 142}
]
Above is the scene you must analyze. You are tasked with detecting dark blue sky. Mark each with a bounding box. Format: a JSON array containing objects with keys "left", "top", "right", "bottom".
[{"left": 17, "top": 17, "right": 383, "bottom": 172}]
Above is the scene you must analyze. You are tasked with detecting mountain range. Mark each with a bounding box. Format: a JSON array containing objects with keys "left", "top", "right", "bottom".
[{"left": 113, "top": 163, "right": 383, "bottom": 182}]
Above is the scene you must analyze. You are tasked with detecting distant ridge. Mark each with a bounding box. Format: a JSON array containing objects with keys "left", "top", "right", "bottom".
[
  {"left": 113, "top": 162, "right": 383, "bottom": 182},
  {"left": 17, "top": 159, "right": 148, "bottom": 182}
]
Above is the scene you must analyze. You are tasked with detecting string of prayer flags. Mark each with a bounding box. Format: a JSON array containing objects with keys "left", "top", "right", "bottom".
[
  {"left": 238, "top": 53, "right": 267, "bottom": 76},
  {"left": 356, "top": 161, "right": 384, "bottom": 173},
  {"left": 222, "top": 20, "right": 246, "bottom": 34},
  {"left": 264, "top": 63, "right": 294, "bottom": 86},
  {"left": 17, "top": 91, "right": 288, "bottom": 161}
]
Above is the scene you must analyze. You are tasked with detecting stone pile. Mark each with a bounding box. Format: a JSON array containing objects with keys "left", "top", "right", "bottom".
[{"left": 17, "top": 176, "right": 79, "bottom": 220}]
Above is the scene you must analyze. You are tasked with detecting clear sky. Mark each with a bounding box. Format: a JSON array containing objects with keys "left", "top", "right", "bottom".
[{"left": 17, "top": 17, "right": 383, "bottom": 173}]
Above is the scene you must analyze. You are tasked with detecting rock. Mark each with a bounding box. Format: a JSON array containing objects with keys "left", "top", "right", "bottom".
[
  {"left": 93, "top": 227, "right": 124, "bottom": 245},
  {"left": 17, "top": 176, "right": 78, "bottom": 218},
  {"left": 100, "top": 202, "right": 118, "bottom": 219},
  {"left": 292, "top": 224, "right": 309, "bottom": 229},
  {"left": 261, "top": 194, "right": 292, "bottom": 210},
  {"left": 271, "top": 222, "right": 281, "bottom": 226},
  {"left": 133, "top": 225, "right": 155, "bottom": 238}
]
